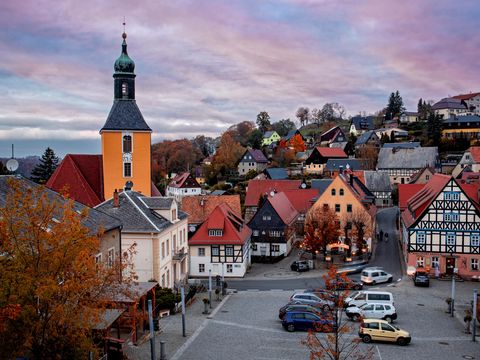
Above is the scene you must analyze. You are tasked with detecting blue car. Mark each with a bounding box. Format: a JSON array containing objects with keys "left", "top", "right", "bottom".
[{"left": 282, "top": 311, "right": 336, "bottom": 332}]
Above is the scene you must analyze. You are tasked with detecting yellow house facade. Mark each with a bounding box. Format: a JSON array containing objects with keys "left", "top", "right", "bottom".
[{"left": 308, "top": 174, "right": 376, "bottom": 251}]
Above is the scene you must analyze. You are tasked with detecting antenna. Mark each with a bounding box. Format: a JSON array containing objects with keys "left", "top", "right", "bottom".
[
  {"left": 123, "top": 17, "right": 126, "bottom": 33},
  {"left": 6, "top": 144, "right": 19, "bottom": 172}
]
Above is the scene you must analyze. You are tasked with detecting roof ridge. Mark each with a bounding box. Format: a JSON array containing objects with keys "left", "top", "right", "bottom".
[
  {"left": 123, "top": 192, "right": 160, "bottom": 231},
  {"left": 67, "top": 155, "right": 101, "bottom": 205}
]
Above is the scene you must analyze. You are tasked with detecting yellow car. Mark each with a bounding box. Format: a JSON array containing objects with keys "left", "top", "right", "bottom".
[{"left": 359, "top": 319, "right": 411, "bottom": 346}]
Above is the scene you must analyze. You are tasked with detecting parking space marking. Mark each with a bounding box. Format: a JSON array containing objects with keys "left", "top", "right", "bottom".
[
  {"left": 210, "top": 319, "right": 285, "bottom": 334},
  {"left": 376, "top": 345, "right": 383, "bottom": 360}
]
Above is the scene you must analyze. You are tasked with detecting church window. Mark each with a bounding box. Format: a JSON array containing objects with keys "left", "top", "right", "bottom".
[
  {"left": 122, "top": 82, "right": 128, "bottom": 97},
  {"left": 124, "top": 162, "right": 132, "bottom": 177},
  {"left": 123, "top": 135, "right": 132, "bottom": 153}
]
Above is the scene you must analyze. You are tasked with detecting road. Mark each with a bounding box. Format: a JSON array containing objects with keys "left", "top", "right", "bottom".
[{"left": 228, "top": 207, "right": 403, "bottom": 291}]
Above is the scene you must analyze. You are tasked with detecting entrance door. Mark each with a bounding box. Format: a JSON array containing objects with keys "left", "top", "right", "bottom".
[{"left": 446, "top": 258, "right": 455, "bottom": 275}]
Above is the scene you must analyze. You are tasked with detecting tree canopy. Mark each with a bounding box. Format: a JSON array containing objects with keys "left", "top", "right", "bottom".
[
  {"left": 271, "top": 119, "right": 296, "bottom": 137},
  {"left": 256, "top": 111, "right": 271, "bottom": 133},
  {"left": 385, "top": 91, "right": 405, "bottom": 120},
  {"left": 303, "top": 205, "right": 341, "bottom": 255},
  {"left": 0, "top": 179, "right": 134, "bottom": 358},
  {"left": 30, "top": 147, "right": 59, "bottom": 184}
]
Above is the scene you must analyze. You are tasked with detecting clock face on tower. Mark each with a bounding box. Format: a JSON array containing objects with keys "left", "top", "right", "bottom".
[{"left": 123, "top": 152, "right": 132, "bottom": 162}]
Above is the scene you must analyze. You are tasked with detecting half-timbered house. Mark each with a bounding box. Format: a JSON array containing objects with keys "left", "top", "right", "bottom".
[
  {"left": 188, "top": 203, "right": 251, "bottom": 278},
  {"left": 248, "top": 192, "right": 299, "bottom": 261},
  {"left": 400, "top": 174, "right": 480, "bottom": 279}
]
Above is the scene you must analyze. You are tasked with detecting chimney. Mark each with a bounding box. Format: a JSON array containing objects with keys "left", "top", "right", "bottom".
[
  {"left": 113, "top": 189, "right": 119, "bottom": 208},
  {"left": 349, "top": 174, "right": 353, "bottom": 186}
]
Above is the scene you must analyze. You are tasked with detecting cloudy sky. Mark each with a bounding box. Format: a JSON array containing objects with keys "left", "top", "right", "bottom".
[{"left": 0, "top": 0, "right": 478, "bottom": 157}]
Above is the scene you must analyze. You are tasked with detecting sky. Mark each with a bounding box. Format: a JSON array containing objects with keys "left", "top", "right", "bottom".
[{"left": 0, "top": 0, "right": 479, "bottom": 157}]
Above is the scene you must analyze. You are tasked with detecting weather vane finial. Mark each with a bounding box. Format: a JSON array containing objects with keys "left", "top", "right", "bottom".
[{"left": 122, "top": 17, "right": 127, "bottom": 39}]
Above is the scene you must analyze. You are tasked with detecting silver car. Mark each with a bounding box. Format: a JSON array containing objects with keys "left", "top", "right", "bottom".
[{"left": 289, "top": 292, "right": 334, "bottom": 311}]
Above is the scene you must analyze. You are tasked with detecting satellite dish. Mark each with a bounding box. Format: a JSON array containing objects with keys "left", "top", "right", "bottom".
[
  {"left": 6, "top": 158, "right": 19, "bottom": 172},
  {"left": 301, "top": 183, "right": 307, "bottom": 189}
]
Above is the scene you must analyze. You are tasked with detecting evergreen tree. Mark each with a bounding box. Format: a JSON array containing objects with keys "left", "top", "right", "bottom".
[
  {"left": 426, "top": 113, "right": 443, "bottom": 146},
  {"left": 256, "top": 111, "right": 271, "bottom": 133},
  {"left": 30, "top": 147, "right": 60, "bottom": 184},
  {"left": 385, "top": 90, "right": 405, "bottom": 120},
  {"left": 417, "top": 98, "right": 423, "bottom": 114}
]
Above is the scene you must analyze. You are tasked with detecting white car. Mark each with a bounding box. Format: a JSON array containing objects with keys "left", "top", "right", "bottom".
[
  {"left": 361, "top": 268, "right": 393, "bottom": 285},
  {"left": 346, "top": 303, "right": 397, "bottom": 323}
]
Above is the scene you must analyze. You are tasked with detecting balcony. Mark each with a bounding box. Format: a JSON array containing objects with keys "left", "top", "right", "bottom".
[{"left": 172, "top": 247, "right": 188, "bottom": 261}]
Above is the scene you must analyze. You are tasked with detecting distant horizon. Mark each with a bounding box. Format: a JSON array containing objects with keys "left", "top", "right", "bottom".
[{"left": 1, "top": 0, "right": 479, "bottom": 157}]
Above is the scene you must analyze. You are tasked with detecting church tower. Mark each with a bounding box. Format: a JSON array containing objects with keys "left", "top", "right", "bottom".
[{"left": 100, "top": 32, "right": 152, "bottom": 199}]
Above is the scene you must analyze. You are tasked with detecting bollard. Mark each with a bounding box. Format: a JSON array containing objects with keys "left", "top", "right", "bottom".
[{"left": 160, "top": 340, "right": 166, "bottom": 360}]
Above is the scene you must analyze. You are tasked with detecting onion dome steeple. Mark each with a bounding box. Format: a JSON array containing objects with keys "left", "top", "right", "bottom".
[{"left": 114, "top": 32, "right": 135, "bottom": 74}]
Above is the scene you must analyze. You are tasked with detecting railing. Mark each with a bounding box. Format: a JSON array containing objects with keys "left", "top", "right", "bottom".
[{"left": 172, "top": 248, "right": 187, "bottom": 261}]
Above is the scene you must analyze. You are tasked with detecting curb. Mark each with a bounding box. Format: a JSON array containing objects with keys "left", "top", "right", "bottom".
[{"left": 207, "top": 293, "right": 231, "bottom": 319}]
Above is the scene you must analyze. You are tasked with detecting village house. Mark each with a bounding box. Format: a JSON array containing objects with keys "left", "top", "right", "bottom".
[
  {"left": 262, "top": 130, "right": 281, "bottom": 146},
  {"left": 452, "top": 92, "right": 480, "bottom": 115},
  {"left": 305, "top": 147, "right": 348, "bottom": 174},
  {"left": 432, "top": 97, "right": 469, "bottom": 119},
  {"left": 363, "top": 170, "right": 393, "bottom": 207},
  {"left": 400, "top": 174, "right": 480, "bottom": 280},
  {"left": 248, "top": 192, "right": 299, "bottom": 262},
  {"left": 96, "top": 190, "right": 189, "bottom": 287},
  {"left": 349, "top": 116, "right": 376, "bottom": 136},
  {"left": 166, "top": 172, "right": 202, "bottom": 202},
  {"left": 409, "top": 167, "right": 436, "bottom": 184},
  {"left": 354, "top": 130, "right": 381, "bottom": 151},
  {"left": 318, "top": 126, "right": 348, "bottom": 149},
  {"left": 452, "top": 146, "right": 480, "bottom": 178},
  {"left": 377, "top": 146, "right": 438, "bottom": 185},
  {"left": 441, "top": 115, "right": 480, "bottom": 143},
  {"left": 323, "top": 159, "right": 363, "bottom": 178},
  {"left": 181, "top": 194, "right": 241, "bottom": 236},
  {"left": 237, "top": 148, "right": 269, "bottom": 175},
  {"left": 244, "top": 179, "right": 302, "bottom": 222},
  {"left": 189, "top": 203, "right": 251, "bottom": 278},
  {"left": 399, "top": 111, "right": 420, "bottom": 123},
  {"left": 307, "top": 173, "right": 376, "bottom": 254}
]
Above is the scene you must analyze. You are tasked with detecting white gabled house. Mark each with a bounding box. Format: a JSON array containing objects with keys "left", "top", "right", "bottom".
[{"left": 189, "top": 203, "right": 252, "bottom": 278}]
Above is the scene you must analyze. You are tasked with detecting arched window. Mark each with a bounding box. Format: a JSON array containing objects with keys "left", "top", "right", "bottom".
[
  {"left": 331, "top": 188, "right": 336, "bottom": 196},
  {"left": 123, "top": 135, "right": 132, "bottom": 153},
  {"left": 122, "top": 82, "right": 128, "bottom": 97}
]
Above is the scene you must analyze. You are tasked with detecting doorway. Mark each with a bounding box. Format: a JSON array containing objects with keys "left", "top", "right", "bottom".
[{"left": 446, "top": 257, "right": 455, "bottom": 275}]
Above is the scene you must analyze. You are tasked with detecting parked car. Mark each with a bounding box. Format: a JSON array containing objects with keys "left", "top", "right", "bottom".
[
  {"left": 336, "top": 264, "right": 367, "bottom": 275},
  {"left": 413, "top": 270, "right": 430, "bottom": 287},
  {"left": 291, "top": 260, "right": 310, "bottom": 272},
  {"left": 278, "top": 303, "right": 324, "bottom": 320},
  {"left": 326, "top": 277, "right": 363, "bottom": 291},
  {"left": 361, "top": 268, "right": 393, "bottom": 285},
  {"left": 346, "top": 302, "right": 397, "bottom": 323},
  {"left": 344, "top": 291, "right": 394, "bottom": 308},
  {"left": 290, "top": 292, "right": 335, "bottom": 310},
  {"left": 282, "top": 311, "right": 335, "bottom": 332},
  {"left": 358, "top": 319, "right": 411, "bottom": 345}
]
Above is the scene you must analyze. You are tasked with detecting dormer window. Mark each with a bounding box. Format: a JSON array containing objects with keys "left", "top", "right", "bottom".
[
  {"left": 208, "top": 229, "right": 223, "bottom": 236},
  {"left": 123, "top": 134, "right": 132, "bottom": 153},
  {"left": 171, "top": 208, "right": 177, "bottom": 221},
  {"left": 122, "top": 82, "right": 128, "bottom": 98}
]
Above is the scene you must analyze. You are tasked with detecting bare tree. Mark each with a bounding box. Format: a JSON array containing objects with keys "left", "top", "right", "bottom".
[
  {"left": 296, "top": 107, "right": 310, "bottom": 127},
  {"left": 302, "top": 266, "right": 374, "bottom": 360}
]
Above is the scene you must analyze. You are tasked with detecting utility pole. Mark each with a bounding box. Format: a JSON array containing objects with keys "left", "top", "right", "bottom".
[
  {"left": 473, "top": 289, "right": 478, "bottom": 342},
  {"left": 208, "top": 269, "right": 212, "bottom": 309},
  {"left": 148, "top": 300, "right": 156, "bottom": 360},
  {"left": 181, "top": 286, "right": 186, "bottom": 337},
  {"left": 451, "top": 268, "right": 457, "bottom": 318}
]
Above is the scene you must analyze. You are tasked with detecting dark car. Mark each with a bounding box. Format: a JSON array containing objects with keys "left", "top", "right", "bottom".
[
  {"left": 413, "top": 270, "right": 430, "bottom": 287},
  {"left": 282, "top": 311, "right": 336, "bottom": 332},
  {"left": 278, "top": 303, "right": 323, "bottom": 320},
  {"left": 326, "top": 278, "right": 363, "bottom": 291},
  {"left": 291, "top": 260, "right": 310, "bottom": 272}
]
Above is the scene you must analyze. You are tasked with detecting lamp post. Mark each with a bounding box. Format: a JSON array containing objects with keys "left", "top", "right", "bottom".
[
  {"left": 451, "top": 267, "right": 458, "bottom": 317},
  {"left": 473, "top": 289, "right": 478, "bottom": 342},
  {"left": 208, "top": 269, "right": 212, "bottom": 309}
]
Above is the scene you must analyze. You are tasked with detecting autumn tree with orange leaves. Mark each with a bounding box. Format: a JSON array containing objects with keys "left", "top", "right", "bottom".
[
  {"left": 212, "top": 132, "right": 245, "bottom": 175},
  {"left": 290, "top": 133, "right": 306, "bottom": 152},
  {"left": 303, "top": 205, "right": 341, "bottom": 257},
  {"left": 302, "top": 266, "right": 374, "bottom": 360},
  {"left": 0, "top": 179, "right": 135, "bottom": 359}
]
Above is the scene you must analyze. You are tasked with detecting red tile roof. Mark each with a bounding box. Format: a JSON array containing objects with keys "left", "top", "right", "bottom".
[
  {"left": 282, "top": 189, "right": 318, "bottom": 214},
  {"left": 181, "top": 195, "right": 241, "bottom": 224},
  {"left": 245, "top": 179, "right": 302, "bottom": 207},
  {"left": 189, "top": 203, "right": 251, "bottom": 245},
  {"left": 268, "top": 192, "right": 299, "bottom": 225},
  {"left": 316, "top": 147, "right": 348, "bottom": 158},
  {"left": 469, "top": 146, "right": 480, "bottom": 163},
  {"left": 168, "top": 172, "right": 201, "bottom": 189},
  {"left": 338, "top": 173, "right": 377, "bottom": 218},
  {"left": 452, "top": 92, "right": 480, "bottom": 101},
  {"left": 46, "top": 154, "right": 104, "bottom": 207},
  {"left": 398, "top": 184, "right": 425, "bottom": 211}
]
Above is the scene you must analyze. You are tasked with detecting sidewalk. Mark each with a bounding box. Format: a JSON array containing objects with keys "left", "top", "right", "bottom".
[{"left": 123, "top": 290, "right": 230, "bottom": 360}]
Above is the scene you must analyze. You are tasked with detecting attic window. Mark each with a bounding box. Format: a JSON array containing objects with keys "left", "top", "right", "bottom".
[
  {"left": 171, "top": 209, "right": 177, "bottom": 221},
  {"left": 209, "top": 229, "right": 223, "bottom": 237}
]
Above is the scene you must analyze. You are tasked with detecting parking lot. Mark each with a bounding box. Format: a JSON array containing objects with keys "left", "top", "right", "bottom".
[{"left": 172, "top": 280, "right": 479, "bottom": 360}]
